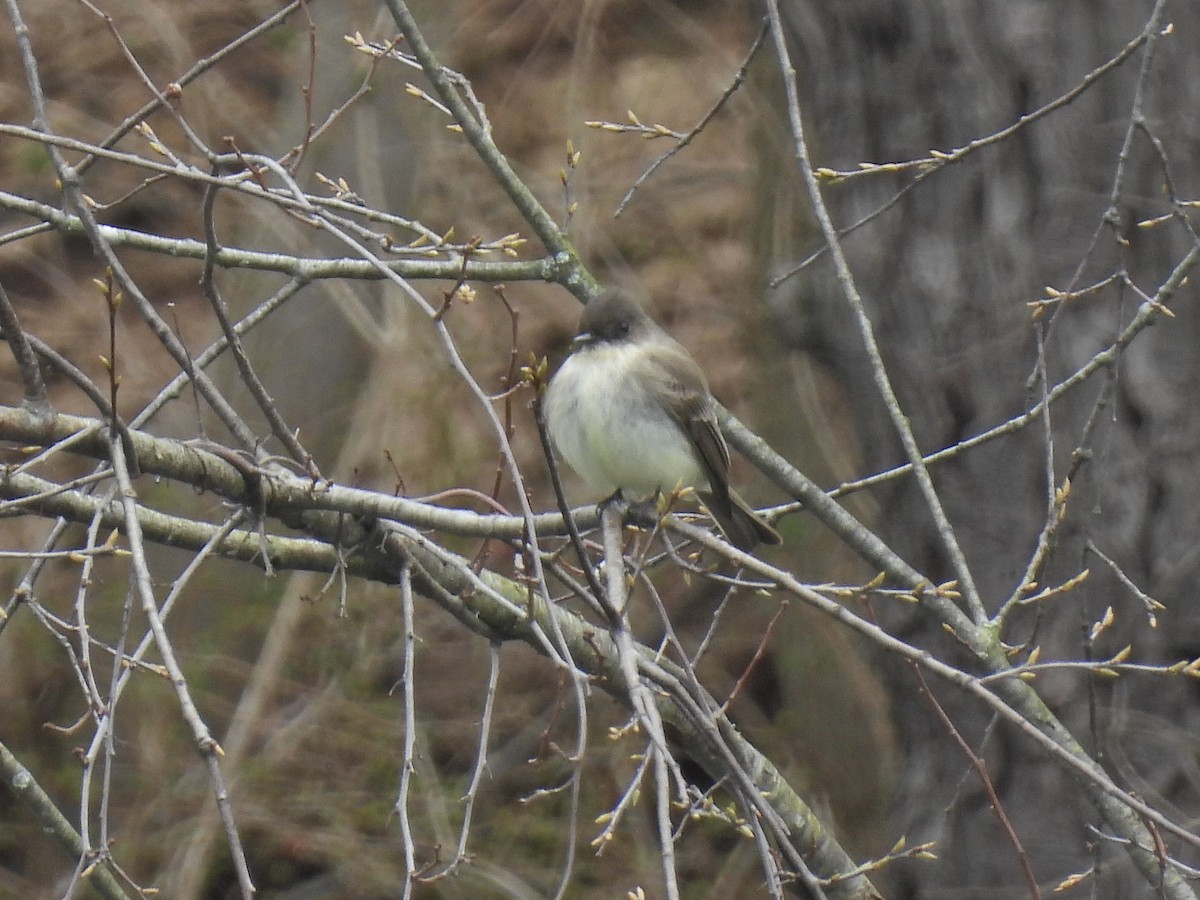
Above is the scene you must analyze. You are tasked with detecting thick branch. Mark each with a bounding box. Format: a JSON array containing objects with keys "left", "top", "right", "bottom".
[
  {"left": 0, "top": 402, "right": 875, "bottom": 896},
  {"left": 0, "top": 406, "right": 582, "bottom": 539}
]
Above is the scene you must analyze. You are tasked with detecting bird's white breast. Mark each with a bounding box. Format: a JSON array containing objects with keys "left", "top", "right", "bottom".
[{"left": 544, "top": 340, "right": 708, "bottom": 498}]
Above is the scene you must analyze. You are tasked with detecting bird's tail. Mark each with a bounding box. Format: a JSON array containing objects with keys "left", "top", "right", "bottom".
[{"left": 702, "top": 489, "right": 781, "bottom": 551}]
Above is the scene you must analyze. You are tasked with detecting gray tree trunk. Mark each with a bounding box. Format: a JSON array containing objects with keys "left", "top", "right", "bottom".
[{"left": 772, "top": 1, "right": 1200, "bottom": 895}]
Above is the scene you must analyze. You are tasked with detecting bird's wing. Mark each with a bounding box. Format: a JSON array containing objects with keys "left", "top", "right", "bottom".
[
  {"left": 636, "top": 340, "right": 733, "bottom": 509},
  {"left": 685, "top": 407, "right": 734, "bottom": 516}
]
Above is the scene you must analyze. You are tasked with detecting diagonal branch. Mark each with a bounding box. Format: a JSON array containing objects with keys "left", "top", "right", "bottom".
[{"left": 382, "top": 0, "right": 601, "bottom": 302}]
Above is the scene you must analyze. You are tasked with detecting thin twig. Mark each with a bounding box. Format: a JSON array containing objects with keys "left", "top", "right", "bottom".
[
  {"left": 0, "top": 739, "right": 132, "bottom": 900},
  {"left": 0, "top": 280, "right": 48, "bottom": 413},
  {"left": 599, "top": 505, "right": 681, "bottom": 900},
  {"left": 199, "top": 173, "right": 315, "bottom": 470},
  {"left": 421, "top": 641, "right": 501, "bottom": 880},
  {"left": 609, "top": 20, "right": 768, "bottom": 218},
  {"left": 764, "top": 0, "right": 986, "bottom": 623},
  {"left": 770, "top": 11, "right": 1160, "bottom": 287},
  {"left": 871, "top": 599, "right": 1042, "bottom": 899},
  {"left": 533, "top": 390, "right": 606, "bottom": 604},
  {"left": 72, "top": 2, "right": 302, "bottom": 180},
  {"left": 104, "top": 434, "right": 255, "bottom": 898},
  {"left": 395, "top": 561, "right": 418, "bottom": 899}
]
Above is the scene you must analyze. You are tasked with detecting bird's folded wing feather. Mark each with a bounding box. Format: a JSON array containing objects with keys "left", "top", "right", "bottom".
[{"left": 633, "top": 341, "right": 733, "bottom": 510}]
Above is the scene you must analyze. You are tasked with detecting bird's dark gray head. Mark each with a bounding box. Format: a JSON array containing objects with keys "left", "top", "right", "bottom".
[{"left": 575, "top": 290, "right": 653, "bottom": 346}]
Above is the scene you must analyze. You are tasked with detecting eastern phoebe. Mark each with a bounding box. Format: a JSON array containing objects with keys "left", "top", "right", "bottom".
[{"left": 543, "top": 289, "right": 781, "bottom": 551}]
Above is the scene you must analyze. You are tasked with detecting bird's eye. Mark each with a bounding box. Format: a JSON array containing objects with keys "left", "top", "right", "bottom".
[{"left": 615, "top": 321, "right": 630, "bottom": 337}]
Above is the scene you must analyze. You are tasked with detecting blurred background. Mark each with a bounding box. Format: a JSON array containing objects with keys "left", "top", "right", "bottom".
[{"left": 2, "top": 0, "right": 1199, "bottom": 897}]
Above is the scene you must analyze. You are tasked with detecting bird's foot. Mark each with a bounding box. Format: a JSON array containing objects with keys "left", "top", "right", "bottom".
[
  {"left": 595, "top": 491, "right": 659, "bottom": 531},
  {"left": 597, "top": 488, "right": 626, "bottom": 512},
  {"left": 623, "top": 499, "right": 660, "bottom": 530}
]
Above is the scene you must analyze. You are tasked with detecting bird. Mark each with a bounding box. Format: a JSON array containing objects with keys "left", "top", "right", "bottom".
[{"left": 542, "top": 289, "right": 781, "bottom": 551}]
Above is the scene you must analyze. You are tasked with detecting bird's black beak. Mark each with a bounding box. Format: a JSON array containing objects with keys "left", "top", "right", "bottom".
[{"left": 571, "top": 331, "right": 593, "bottom": 350}]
